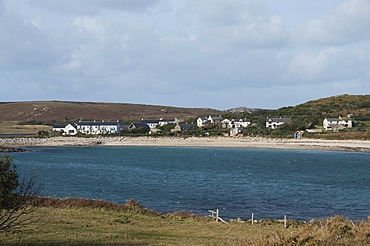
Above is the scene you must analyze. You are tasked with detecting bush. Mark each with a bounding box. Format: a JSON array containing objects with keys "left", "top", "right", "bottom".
[{"left": 0, "top": 156, "right": 40, "bottom": 232}]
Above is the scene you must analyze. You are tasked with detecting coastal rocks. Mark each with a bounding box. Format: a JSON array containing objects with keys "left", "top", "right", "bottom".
[{"left": 0, "top": 146, "right": 28, "bottom": 152}]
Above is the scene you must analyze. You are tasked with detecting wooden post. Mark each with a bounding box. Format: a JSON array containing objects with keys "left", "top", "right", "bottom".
[
  {"left": 251, "top": 213, "right": 254, "bottom": 225},
  {"left": 284, "top": 215, "right": 287, "bottom": 228},
  {"left": 216, "top": 209, "right": 219, "bottom": 222},
  {"left": 368, "top": 216, "right": 370, "bottom": 222}
]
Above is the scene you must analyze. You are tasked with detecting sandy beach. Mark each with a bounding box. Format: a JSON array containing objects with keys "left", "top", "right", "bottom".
[{"left": 1, "top": 136, "right": 370, "bottom": 152}]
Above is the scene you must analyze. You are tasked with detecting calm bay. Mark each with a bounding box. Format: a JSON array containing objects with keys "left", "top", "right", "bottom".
[{"left": 9, "top": 146, "right": 370, "bottom": 221}]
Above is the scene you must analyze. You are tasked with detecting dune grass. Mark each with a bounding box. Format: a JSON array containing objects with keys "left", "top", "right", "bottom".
[
  {"left": 1, "top": 197, "right": 369, "bottom": 245},
  {"left": 0, "top": 197, "right": 291, "bottom": 245}
]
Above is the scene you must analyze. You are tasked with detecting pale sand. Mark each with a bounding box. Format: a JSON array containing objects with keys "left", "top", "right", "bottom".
[{"left": 1, "top": 136, "right": 370, "bottom": 152}]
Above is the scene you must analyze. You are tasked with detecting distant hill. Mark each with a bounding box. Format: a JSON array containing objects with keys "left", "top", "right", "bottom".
[
  {"left": 0, "top": 95, "right": 369, "bottom": 126},
  {"left": 0, "top": 101, "right": 222, "bottom": 123},
  {"left": 224, "top": 107, "right": 262, "bottom": 114}
]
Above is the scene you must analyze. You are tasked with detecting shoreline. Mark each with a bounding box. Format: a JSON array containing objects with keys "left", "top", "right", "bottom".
[{"left": 1, "top": 136, "right": 370, "bottom": 152}]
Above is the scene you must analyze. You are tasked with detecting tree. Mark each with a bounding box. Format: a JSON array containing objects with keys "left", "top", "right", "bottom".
[{"left": 0, "top": 156, "right": 40, "bottom": 232}]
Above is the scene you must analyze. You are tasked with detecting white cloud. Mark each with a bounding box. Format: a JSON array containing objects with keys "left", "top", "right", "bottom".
[
  {"left": 304, "top": 0, "right": 370, "bottom": 45},
  {"left": 0, "top": 0, "right": 369, "bottom": 109},
  {"left": 283, "top": 46, "right": 370, "bottom": 83}
]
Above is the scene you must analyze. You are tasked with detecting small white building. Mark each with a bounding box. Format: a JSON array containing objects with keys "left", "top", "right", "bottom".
[
  {"left": 141, "top": 118, "right": 178, "bottom": 129},
  {"left": 229, "top": 118, "right": 251, "bottom": 128},
  {"left": 323, "top": 116, "right": 352, "bottom": 131},
  {"left": 266, "top": 117, "right": 291, "bottom": 129},
  {"left": 52, "top": 124, "right": 77, "bottom": 136},
  {"left": 197, "top": 116, "right": 223, "bottom": 127},
  {"left": 76, "top": 121, "right": 121, "bottom": 135},
  {"left": 197, "top": 117, "right": 209, "bottom": 127}
]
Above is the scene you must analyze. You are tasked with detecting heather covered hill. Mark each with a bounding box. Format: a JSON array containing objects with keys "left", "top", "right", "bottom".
[
  {"left": 277, "top": 94, "right": 370, "bottom": 117},
  {"left": 0, "top": 101, "right": 222, "bottom": 123}
]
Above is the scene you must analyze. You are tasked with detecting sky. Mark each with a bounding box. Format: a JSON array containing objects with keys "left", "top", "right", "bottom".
[{"left": 1, "top": 0, "right": 369, "bottom": 110}]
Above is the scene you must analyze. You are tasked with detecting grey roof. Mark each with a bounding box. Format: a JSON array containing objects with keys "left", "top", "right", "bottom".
[
  {"left": 130, "top": 122, "right": 150, "bottom": 129},
  {"left": 179, "top": 123, "right": 195, "bottom": 131},
  {"left": 141, "top": 120, "right": 160, "bottom": 124},
  {"left": 53, "top": 124, "right": 68, "bottom": 128},
  {"left": 78, "top": 121, "right": 120, "bottom": 126},
  {"left": 210, "top": 116, "right": 223, "bottom": 120}
]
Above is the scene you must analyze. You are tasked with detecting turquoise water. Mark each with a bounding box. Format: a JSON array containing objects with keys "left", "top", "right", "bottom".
[{"left": 9, "top": 146, "right": 370, "bottom": 221}]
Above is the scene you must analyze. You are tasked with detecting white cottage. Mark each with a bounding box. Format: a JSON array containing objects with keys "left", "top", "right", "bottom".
[
  {"left": 323, "top": 116, "right": 352, "bottom": 131},
  {"left": 197, "top": 117, "right": 209, "bottom": 127},
  {"left": 141, "top": 118, "right": 178, "bottom": 129},
  {"left": 266, "top": 117, "right": 291, "bottom": 129},
  {"left": 76, "top": 121, "right": 121, "bottom": 134},
  {"left": 52, "top": 124, "right": 77, "bottom": 136}
]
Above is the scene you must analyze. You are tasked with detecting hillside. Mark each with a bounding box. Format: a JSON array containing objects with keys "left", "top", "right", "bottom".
[
  {"left": 0, "top": 101, "right": 222, "bottom": 123},
  {"left": 274, "top": 94, "right": 370, "bottom": 130},
  {"left": 277, "top": 94, "right": 370, "bottom": 117}
]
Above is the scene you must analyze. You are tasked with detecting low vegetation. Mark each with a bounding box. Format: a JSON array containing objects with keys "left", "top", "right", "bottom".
[
  {"left": 0, "top": 122, "right": 51, "bottom": 135},
  {"left": 0, "top": 156, "right": 40, "bottom": 232},
  {"left": 0, "top": 197, "right": 369, "bottom": 245}
]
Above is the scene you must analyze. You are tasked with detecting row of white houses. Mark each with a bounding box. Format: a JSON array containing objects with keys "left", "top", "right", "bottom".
[
  {"left": 52, "top": 119, "right": 180, "bottom": 136},
  {"left": 198, "top": 115, "right": 353, "bottom": 133},
  {"left": 53, "top": 115, "right": 353, "bottom": 136},
  {"left": 197, "top": 116, "right": 251, "bottom": 128},
  {"left": 197, "top": 116, "right": 292, "bottom": 129}
]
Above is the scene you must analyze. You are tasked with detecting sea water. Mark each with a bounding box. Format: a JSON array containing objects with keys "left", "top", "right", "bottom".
[{"left": 9, "top": 146, "right": 370, "bottom": 221}]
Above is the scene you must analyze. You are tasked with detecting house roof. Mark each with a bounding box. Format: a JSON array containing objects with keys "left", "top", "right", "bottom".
[
  {"left": 209, "top": 116, "right": 223, "bottom": 120},
  {"left": 179, "top": 123, "right": 195, "bottom": 131},
  {"left": 78, "top": 121, "right": 120, "bottom": 126},
  {"left": 198, "top": 117, "right": 208, "bottom": 120},
  {"left": 53, "top": 124, "right": 68, "bottom": 128},
  {"left": 326, "top": 118, "right": 340, "bottom": 121},
  {"left": 130, "top": 122, "right": 150, "bottom": 129}
]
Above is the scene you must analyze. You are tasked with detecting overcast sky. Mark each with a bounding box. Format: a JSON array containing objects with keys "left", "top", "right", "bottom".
[{"left": 1, "top": 0, "right": 369, "bottom": 109}]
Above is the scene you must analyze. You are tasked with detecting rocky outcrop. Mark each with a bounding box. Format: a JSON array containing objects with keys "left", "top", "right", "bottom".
[{"left": 0, "top": 146, "right": 28, "bottom": 152}]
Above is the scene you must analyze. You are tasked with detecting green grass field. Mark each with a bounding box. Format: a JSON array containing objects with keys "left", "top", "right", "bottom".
[
  {"left": 0, "top": 122, "right": 51, "bottom": 135},
  {"left": 1, "top": 198, "right": 369, "bottom": 246},
  {"left": 0, "top": 206, "right": 289, "bottom": 245}
]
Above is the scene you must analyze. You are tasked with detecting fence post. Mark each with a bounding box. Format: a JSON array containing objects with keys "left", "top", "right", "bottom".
[
  {"left": 216, "top": 209, "right": 219, "bottom": 222},
  {"left": 284, "top": 215, "right": 287, "bottom": 228},
  {"left": 251, "top": 213, "right": 254, "bottom": 225}
]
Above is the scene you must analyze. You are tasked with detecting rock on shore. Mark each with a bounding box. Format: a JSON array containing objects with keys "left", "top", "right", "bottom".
[{"left": 0, "top": 146, "right": 28, "bottom": 152}]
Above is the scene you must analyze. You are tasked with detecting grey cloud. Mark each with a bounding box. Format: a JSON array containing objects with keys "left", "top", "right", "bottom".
[
  {"left": 0, "top": 22, "right": 59, "bottom": 75},
  {"left": 1, "top": 0, "right": 369, "bottom": 109}
]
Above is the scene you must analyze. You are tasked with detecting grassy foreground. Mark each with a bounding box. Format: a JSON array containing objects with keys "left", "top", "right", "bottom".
[{"left": 1, "top": 198, "right": 370, "bottom": 245}]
